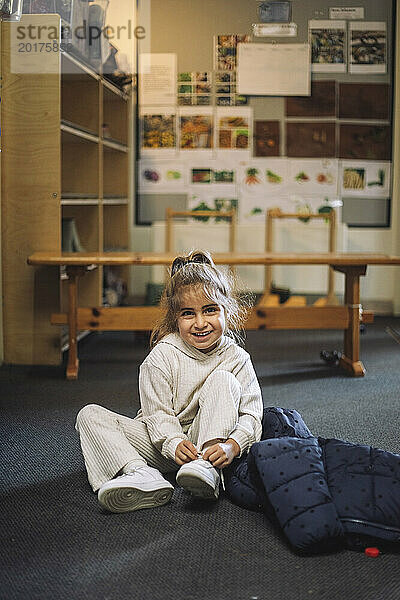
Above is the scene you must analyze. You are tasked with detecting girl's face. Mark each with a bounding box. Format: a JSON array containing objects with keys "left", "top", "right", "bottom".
[{"left": 176, "top": 286, "right": 225, "bottom": 353}]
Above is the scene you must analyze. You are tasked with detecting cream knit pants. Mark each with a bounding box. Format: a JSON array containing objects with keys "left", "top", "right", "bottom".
[{"left": 75, "top": 370, "right": 240, "bottom": 491}]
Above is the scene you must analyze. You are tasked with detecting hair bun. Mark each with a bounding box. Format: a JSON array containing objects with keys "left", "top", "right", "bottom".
[{"left": 170, "top": 249, "right": 214, "bottom": 276}]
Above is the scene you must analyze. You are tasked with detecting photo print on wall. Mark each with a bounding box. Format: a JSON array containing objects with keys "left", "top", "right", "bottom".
[
  {"left": 216, "top": 107, "right": 252, "bottom": 155},
  {"left": 340, "top": 161, "right": 391, "bottom": 197},
  {"left": 139, "top": 159, "right": 186, "bottom": 192},
  {"left": 188, "top": 192, "right": 238, "bottom": 223},
  {"left": 214, "top": 71, "right": 248, "bottom": 107},
  {"left": 254, "top": 121, "right": 280, "bottom": 157},
  {"left": 140, "top": 108, "right": 177, "bottom": 156},
  {"left": 214, "top": 34, "right": 251, "bottom": 71},
  {"left": 178, "top": 72, "right": 212, "bottom": 106},
  {"left": 349, "top": 21, "right": 387, "bottom": 73},
  {"left": 178, "top": 107, "right": 214, "bottom": 151},
  {"left": 286, "top": 81, "right": 337, "bottom": 118},
  {"left": 309, "top": 20, "right": 346, "bottom": 73}
]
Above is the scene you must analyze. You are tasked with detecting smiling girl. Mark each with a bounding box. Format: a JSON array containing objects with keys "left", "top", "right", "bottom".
[{"left": 75, "top": 250, "right": 263, "bottom": 512}]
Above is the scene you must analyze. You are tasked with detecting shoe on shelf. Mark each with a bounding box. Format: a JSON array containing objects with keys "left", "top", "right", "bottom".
[
  {"left": 98, "top": 466, "right": 174, "bottom": 513},
  {"left": 176, "top": 459, "right": 220, "bottom": 500}
]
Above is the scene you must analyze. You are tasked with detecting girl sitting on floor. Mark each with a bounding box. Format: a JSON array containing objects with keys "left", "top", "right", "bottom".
[{"left": 75, "top": 249, "right": 263, "bottom": 512}]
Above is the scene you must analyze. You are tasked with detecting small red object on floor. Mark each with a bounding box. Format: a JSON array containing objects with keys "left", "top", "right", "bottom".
[{"left": 365, "top": 547, "right": 380, "bottom": 557}]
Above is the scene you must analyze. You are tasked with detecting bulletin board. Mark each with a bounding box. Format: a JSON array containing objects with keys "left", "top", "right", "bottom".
[{"left": 136, "top": 0, "right": 395, "bottom": 228}]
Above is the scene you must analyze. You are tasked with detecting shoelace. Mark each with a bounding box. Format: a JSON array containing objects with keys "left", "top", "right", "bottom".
[
  {"left": 197, "top": 452, "right": 225, "bottom": 491},
  {"left": 121, "top": 466, "right": 147, "bottom": 476}
]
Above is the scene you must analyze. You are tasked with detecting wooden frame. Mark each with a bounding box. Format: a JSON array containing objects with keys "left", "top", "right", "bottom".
[
  {"left": 165, "top": 208, "right": 237, "bottom": 254},
  {"left": 164, "top": 207, "right": 237, "bottom": 278},
  {"left": 262, "top": 208, "right": 337, "bottom": 306},
  {"left": 27, "top": 251, "right": 400, "bottom": 380}
]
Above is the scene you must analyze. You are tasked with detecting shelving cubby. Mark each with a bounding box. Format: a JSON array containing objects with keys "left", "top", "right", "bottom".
[
  {"left": 60, "top": 54, "right": 102, "bottom": 312},
  {"left": 102, "top": 81, "right": 129, "bottom": 145},
  {"left": 101, "top": 83, "right": 131, "bottom": 294},
  {"left": 61, "top": 53, "right": 100, "bottom": 136},
  {"left": 1, "top": 14, "right": 132, "bottom": 365}
]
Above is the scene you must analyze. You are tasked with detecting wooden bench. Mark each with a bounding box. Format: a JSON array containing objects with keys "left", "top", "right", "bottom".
[{"left": 27, "top": 251, "right": 400, "bottom": 379}]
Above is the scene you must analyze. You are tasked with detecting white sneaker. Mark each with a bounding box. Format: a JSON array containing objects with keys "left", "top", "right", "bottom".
[
  {"left": 176, "top": 459, "right": 220, "bottom": 500},
  {"left": 98, "top": 466, "right": 174, "bottom": 513}
]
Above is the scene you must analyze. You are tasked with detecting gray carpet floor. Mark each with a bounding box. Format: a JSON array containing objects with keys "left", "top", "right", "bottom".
[{"left": 1, "top": 317, "right": 400, "bottom": 600}]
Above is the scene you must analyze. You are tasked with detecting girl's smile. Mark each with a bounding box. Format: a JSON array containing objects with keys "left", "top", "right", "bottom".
[{"left": 177, "top": 287, "right": 225, "bottom": 353}]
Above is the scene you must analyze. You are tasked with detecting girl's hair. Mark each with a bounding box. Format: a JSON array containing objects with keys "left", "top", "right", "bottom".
[{"left": 150, "top": 249, "right": 253, "bottom": 348}]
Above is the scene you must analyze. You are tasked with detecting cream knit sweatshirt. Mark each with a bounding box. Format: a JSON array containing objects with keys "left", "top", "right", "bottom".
[{"left": 136, "top": 333, "right": 263, "bottom": 462}]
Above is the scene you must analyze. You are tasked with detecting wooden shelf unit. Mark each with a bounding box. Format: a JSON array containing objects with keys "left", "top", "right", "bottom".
[{"left": 1, "top": 15, "right": 132, "bottom": 365}]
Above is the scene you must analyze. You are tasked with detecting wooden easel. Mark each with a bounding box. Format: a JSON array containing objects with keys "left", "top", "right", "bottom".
[{"left": 260, "top": 208, "right": 337, "bottom": 307}]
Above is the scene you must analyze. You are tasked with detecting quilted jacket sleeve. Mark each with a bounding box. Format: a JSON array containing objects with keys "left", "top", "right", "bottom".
[
  {"left": 225, "top": 406, "right": 313, "bottom": 516},
  {"left": 321, "top": 437, "right": 400, "bottom": 549},
  {"left": 250, "top": 437, "right": 344, "bottom": 553}
]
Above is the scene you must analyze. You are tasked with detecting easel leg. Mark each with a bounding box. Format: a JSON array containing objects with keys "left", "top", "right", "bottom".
[
  {"left": 335, "top": 265, "right": 367, "bottom": 377},
  {"left": 65, "top": 267, "right": 84, "bottom": 380}
]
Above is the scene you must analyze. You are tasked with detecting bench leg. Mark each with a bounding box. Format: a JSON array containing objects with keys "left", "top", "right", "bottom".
[
  {"left": 65, "top": 267, "right": 84, "bottom": 380},
  {"left": 335, "top": 265, "right": 367, "bottom": 377}
]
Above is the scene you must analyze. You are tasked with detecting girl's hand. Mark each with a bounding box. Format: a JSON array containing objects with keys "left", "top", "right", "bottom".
[
  {"left": 202, "top": 439, "right": 240, "bottom": 468},
  {"left": 175, "top": 440, "right": 198, "bottom": 465}
]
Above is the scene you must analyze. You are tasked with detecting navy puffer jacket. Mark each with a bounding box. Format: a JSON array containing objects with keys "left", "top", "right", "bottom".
[{"left": 225, "top": 407, "right": 400, "bottom": 554}]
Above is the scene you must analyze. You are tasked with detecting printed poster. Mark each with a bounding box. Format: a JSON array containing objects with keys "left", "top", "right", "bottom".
[
  {"left": 178, "top": 107, "right": 214, "bottom": 156},
  {"left": 214, "top": 71, "right": 248, "bottom": 107},
  {"left": 138, "top": 159, "right": 186, "bottom": 192},
  {"left": 188, "top": 190, "right": 239, "bottom": 223},
  {"left": 238, "top": 158, "right": 289, "bottom": 197},
  {"left": 178, "top": 72, "right": 212, "bottom": 106},
  {"left": 140, "top": 108, "right": 177, "bottom": 156},
  {"left": 287, "top": 195, "right": 342, "bottom": 224},
  {"left": 216, "top": 107, "right": 252, "bottom": 157},
  {"left": 214, "top": 34, "right": 251, "bottom": 71},
  {"left": 238, "top": 158, "right": 290, "bottom": 222},
  {"left": 339, "top": 160, "right": 391, "bottom": 197},
  {"left": 238, "top": 194, "right": 292, "bottom": 223},
  {"left": 187, "top": 158, "right": 238, "bottom": 220},
  {"left": 309, "top": 20, "right": 346, "bottom": 73},
  {"left": 189, "top": 162, "right": 237, "bottom": 186},
  {"left": 349, "top": 22, "right": 387, "bottom": 74},
  {"left": 288, "top": 159, "right": 339, "bottom": 195}
]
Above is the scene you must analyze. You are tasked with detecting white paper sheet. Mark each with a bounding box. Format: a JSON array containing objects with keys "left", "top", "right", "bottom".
[
  {"left": 238, "top": 194, "right": 292, "bottom": 223},
  {"left": 329, "top": 7, "right": 364, "bottom": 20},
  {"left": 237, "top": 43, "right": 311, "bottom": 96},
  {"left": 138, "top": 159, "right": 186, "bottom": 192},
  {"left": 288, "top": 159, "right": 340, "bottom": 196},
  {"left": 139, "top": 53, "right": 177, "bottom": 105},
  {"left": 238, "top": 158, "right": 289, "bottom": 197}
]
